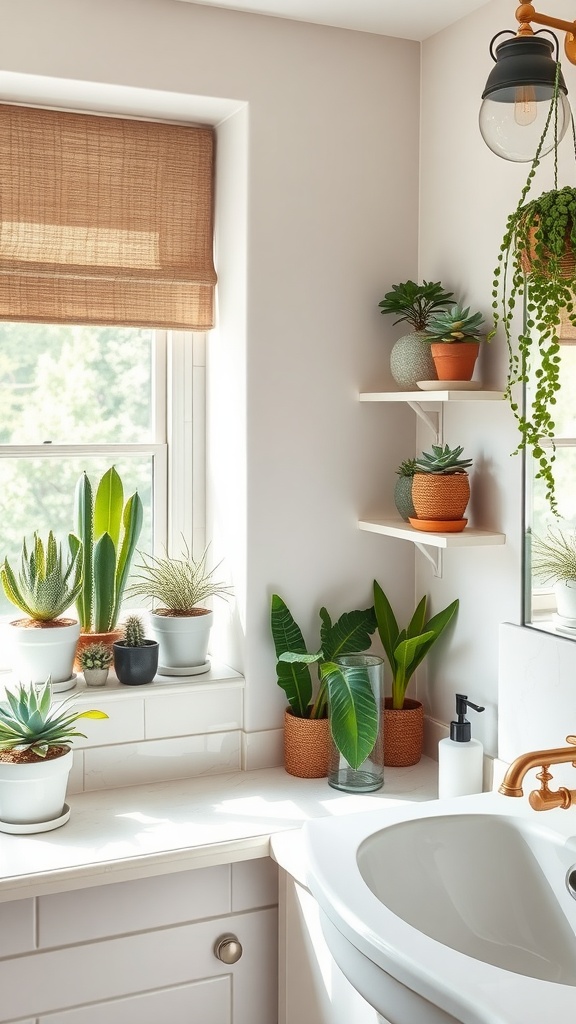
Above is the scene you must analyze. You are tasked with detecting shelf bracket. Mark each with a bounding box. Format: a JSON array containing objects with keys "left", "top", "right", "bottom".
[
  {"left": 414, "top": 542, "right": 443, "bottom": 578},
  {"left": 407, "top": 401, "right": 443, "bottom": 443}
]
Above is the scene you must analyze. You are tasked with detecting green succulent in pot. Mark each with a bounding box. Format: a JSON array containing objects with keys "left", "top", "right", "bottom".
[
  {"left": 1, "top": 531, "right": 83, "bottom": 623},
  {"left": 425, "top": 304, "right": 485, "bottom": 343},
  {"left": 0, "top": 679, "right": 108, "bottom": 760}
]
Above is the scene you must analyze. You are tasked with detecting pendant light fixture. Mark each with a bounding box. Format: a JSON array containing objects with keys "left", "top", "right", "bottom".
[{"left": 479, "top": 2, "right": 576, "bottom": 161}]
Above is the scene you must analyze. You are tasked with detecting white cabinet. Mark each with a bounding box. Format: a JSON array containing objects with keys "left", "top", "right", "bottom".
[{"left": 0, "top": 859, "right": 278, "bottom": 1024}]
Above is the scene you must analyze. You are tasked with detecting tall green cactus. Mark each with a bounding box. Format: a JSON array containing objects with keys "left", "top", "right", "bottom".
[{"left": 73, "top": 467, "right": 143, "bottom": 633}]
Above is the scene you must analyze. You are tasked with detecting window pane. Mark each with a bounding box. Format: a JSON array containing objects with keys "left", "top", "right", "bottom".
[
  {"left": 0, "top": 455, "right": 153, "bottom": 617},
  {"left": 0, "top": 323, "right": 153, "bottom": 444},
  {"left": 544, "top": 343, "right": 576, "bottom": 438}
]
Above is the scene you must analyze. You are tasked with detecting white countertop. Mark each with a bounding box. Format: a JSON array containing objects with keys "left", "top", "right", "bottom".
[{"left": 0, "top": 760, "right": 438, "bottom": 901}]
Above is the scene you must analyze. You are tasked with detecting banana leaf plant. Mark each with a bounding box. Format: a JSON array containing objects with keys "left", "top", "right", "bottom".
[
  {"left": 270, "top": 594, "right": 378, "bottom": 769},
  {"left": 72, "top": 467, "right": 143, "bottom": 633},
  {"left": 374, "top": 580, "right": 458, "bottom": 709}
]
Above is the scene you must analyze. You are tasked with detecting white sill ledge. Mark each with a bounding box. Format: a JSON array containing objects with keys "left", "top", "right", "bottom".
[{"left": 0, "top": 760, "right": 438, "bottom": 902}]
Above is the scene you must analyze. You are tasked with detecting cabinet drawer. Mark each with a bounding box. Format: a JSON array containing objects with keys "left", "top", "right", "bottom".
[{"left": 39, "top": 976, "right": 230, "bottom": 1024}]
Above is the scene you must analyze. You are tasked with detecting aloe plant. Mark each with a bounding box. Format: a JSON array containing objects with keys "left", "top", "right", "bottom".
[
  {"left": 0, "top": 680, "right": 108, "bottom": 757},
  {"left": 374, "top": 581, "right": 459, "bottom": 709},
  {"left": 73, "top": 467, "right": 143, "bottom": 633},
  {"left": 1, "top": 531, "right": 83, "bottom": 622},
  {"left": 270, "top": 595, "right": 378, "bottom": 769}
]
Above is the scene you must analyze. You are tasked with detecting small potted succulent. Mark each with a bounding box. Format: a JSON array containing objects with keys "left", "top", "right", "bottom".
[
  {"left": 378, "top": 279, "right": 454, "bottom": 387},
  {"left": 394, "top": 458, "right": 417, "bottom": 522},
  {"left": 1, "top": 531, "right": 83, "bottom": 689},
  {"left": 270, "top": 594, "right": 377, "bottom": 778},
  {"left": 113, "top": 615, "right": 159, "bottom": 686},
  {"left": 410, "top": 443, "right": 473, "bottom": 532},
  {"left": 424, "top": 303, "right": 486, "bottom": 381},
  {"left": 79, "top": 642, "right": 113, "bottom": 687},
  {"left": 0, "top": 679, "right": 107, "bottom": 829},
  {"left": 127, "top": 543, "right": 231, "bottom": 676},
  {"left": 374, "top": 581, "right": 458, "bottom": 766}
]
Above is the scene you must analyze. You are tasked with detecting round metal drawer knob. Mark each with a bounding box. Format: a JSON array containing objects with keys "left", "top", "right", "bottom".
[{"left": 214, "top": 933, "right": 243, "bottom": 964}]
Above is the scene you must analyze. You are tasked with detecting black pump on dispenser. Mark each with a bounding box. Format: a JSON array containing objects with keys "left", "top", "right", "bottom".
[{"left": 450, "top": 694, "right": 485, "bottom": 742}]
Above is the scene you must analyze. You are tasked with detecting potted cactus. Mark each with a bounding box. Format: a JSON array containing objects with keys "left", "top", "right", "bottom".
[
  {"left": 113, "top": 614, "right": 159, "bottom": 686},
  {"left": 1, "top": 531, "right": 83, "bottom": 690},
  {"left": 0, "top": 679, "right": 107, "bottom": 830},
  {"left": 73, "top": 466, "right": 143, "bottom": 668},
  {"left": 378, "top": 279, "right": 454, "bottom": 388},
  {"left": 409, "top": 443, "right": 473, "bottom": 532},
  {"left": 127, "top": 543, "right": 231, "bottom": 676},
  {"left": 424, "top": 303, "right": 486, "bottom": 381},
  {"left": 79, "top": 641, "right": 113, "bottom": 687}
]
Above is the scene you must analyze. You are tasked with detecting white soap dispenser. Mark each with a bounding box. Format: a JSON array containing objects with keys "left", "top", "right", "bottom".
[{"left": 438, "top": 693, "right": 485, "bottom": 799}]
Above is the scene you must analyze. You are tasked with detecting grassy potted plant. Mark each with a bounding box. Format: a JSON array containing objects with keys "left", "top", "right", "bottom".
[
  {"left": 374, "top": 581, "right": 459, "bottom": 766},
  {"left": 127, "top": 543, "right": 231, "bottom": 676},
  {"left": 424, "top": 303, "right": 486, "bottom": 381},
  {"left": 532, "top": 527, "right": 576, "bottom": 623},
  {"left": 0, "top": 679, "right": 107, "bottom": 830},
  {"left": 492, "top": 62, "right": 576, "bottom": 515},
  {"left": 409, "top": 443, "right": 473, "bottom": 532},
  {"left": 1, "top": 531, "right": 83, "bottom": 690},
  {"left": 378, "top": 279, "right": 454, "bottom": 388},
  {"left": 270, "top": 594, "right": 377, "bottom": 778},
  {"left": 113, "top": 614, "right": 159, "bottom": 686},
  {"left": 79, "top": 641, "right": 113, "bottom": 687},
  {"left": 73, "top": 466, "right": 143, "bottom": 668}
]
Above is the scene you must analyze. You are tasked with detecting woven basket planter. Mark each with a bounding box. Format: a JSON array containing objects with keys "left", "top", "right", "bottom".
[
  {"left": 520, "top": 223, "right": 576, "bottom": 279},
  {"left": 283, "top": 709, "right": 330, "bottom": 779},
  {"left": 384, "top": 698, "right": 424, "bottom": 767},
  {"left": 412, "top": 472, "right": 470, "bottom": 522}
]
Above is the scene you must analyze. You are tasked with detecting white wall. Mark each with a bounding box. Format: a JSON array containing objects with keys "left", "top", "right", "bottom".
[
  {"left": 0, "top": 0, "right": 421, "bottom": 742},
  {"left": 420, "top": 0, "right": 576, "bottom": 757}
]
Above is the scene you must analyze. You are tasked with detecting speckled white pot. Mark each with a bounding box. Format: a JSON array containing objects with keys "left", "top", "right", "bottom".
[{"left": 390, "top": 330, "right": 437, "bottom": 388}]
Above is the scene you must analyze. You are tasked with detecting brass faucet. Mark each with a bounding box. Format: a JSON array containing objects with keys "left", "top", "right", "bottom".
[{"left": 499, "top": 736, "right": 576, "bottom": 811}]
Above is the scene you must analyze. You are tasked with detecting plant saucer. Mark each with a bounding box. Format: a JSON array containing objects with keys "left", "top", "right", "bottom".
[
  {"left": 50, "top": 674, "right": 77, "bottom": 693},
  {"left": 416, "top": 380, "right": 482, "bottom": 391},
  {"left": 0, "top": 803, "right": 70, "bottom": 835},
  {"left": 408, "top": 517, "right": 468, "bottom": 533},
  {"left": 157, "top": 660, "right": 211, "bottom": 678}
]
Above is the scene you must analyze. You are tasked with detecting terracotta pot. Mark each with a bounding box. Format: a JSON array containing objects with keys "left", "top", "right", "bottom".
[
  {"left": 283, "top": 709, "right": 330, "bottom": 779},
  {"left": 74, "top": 630, "right": 123, "bottom": 673},
  {"left": 384, "top": 698, "right": 424, "bottom": 767},
  {"left": 412, "top": 472, "right": 470, "bottom": 521},
  {"left": 430, "top": 342, "right": 480, "bottom": 382}
]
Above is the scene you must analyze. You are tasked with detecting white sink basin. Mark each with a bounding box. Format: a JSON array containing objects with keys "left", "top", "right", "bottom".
[{"left": 302, "top": 792, "right": 576, "bottom": 1024}]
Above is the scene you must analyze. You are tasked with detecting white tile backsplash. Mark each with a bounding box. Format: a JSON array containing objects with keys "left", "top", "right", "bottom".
[
  {"left": 241, "top": 727, "right": 283, "bottom": 770},
  {"left": 145, "top": 686, "right": 242, "bottom": 739},
  {"left": 83, "top": 732, "right": 242, "bottom": 790},
  {"left": 0, "top": 899, "right": 35, "bottom": 957},
  {"left": 71, "top": 696, "right": 145, "bottom": 749}
]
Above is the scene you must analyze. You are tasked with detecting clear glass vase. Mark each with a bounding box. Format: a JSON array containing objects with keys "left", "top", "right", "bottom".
[{"left": 328, "top": 654, "right": 384, "bottom": 792}]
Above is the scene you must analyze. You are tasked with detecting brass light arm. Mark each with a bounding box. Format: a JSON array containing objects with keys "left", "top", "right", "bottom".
[{"left": 515, "top": 3, "right": 576, "bottom": 61}]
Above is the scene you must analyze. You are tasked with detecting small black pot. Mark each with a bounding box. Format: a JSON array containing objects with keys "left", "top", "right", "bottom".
[{"left": 113, "top": 640, "right": 159, "bottom": 685}]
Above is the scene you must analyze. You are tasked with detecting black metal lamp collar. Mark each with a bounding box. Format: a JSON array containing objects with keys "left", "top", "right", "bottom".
[{"left": 479, "top": 2, "right": 576, "bottom": 161}]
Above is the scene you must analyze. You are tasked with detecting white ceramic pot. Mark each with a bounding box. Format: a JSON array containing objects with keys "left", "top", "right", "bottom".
[
  {"left": 0, "top": 748, "right": 73, "bottom": 824},
  {"left": 83, "top": 668, "right": 109, "bottom": 687},
  {"left": 7, "top": 618, "right": 80, "bottom": 685},
  {"left": 150, "top": 609, "right": 213, "bottom": 674},
  {"left": 554, "top": 580, "right": 576, "bottom": 622}
]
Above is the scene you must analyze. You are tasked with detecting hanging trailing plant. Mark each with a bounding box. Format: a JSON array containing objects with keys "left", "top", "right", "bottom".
[{"left": 492, "top": 60, "right": 576, "bottom": 515}]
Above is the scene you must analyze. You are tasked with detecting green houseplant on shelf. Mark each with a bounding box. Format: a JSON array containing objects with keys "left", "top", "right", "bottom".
[
  {"left": 424, "top": 303, "right": 486, "bottom": 382},
  {"left": 492, "top": 59, "right": 576, "bottom": 515},
  {"left": 113, "top": 614, "right": 159, "bottom": 686},
  {"left": 1, "top": 531, "right": 83, "bottom": 689},
  {"left": 532, "top": 527, "right": 576, "bottom": 623},
  {"left": 410, "top": 443, "right": 473, "bottom": 532},
  {"left": 127, "top": 543, "right": 231, "bottom": 676},
  {"left": 394, "top": 458, "right": 417, "bottom": 522},
  {"left": 270, "top": 594, "right": 377, "bottom": 778},
  {"left": 79, "top": 641, "right": 113, "bottom": 687},
  {"left": 0, "top": 679, "right": 107, "bottom": 829},
  {"left": 378, "top": 279, "right": 454, "bottom": 388},
  {"left": 73, "top": 466, "right": 143, "bottom": 666},
  {"left": 374, "top": 580, "right": 459, "bottom": 766}
]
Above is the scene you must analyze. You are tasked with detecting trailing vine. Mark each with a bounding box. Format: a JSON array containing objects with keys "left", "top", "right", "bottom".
[{"left": 492, "top": 61, "right": 576, "bottom": 514}]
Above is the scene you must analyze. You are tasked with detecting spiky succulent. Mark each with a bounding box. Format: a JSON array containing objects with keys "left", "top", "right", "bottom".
[
  {"left": 532, "top": 528, "right": 576, "bottom": 585},
  {"left": 396, "top": 458, "right": 417, "bottom": 478},
  {"left": 0, "top": 680, "right": 108, "bottom": 757},
  {"left": 123, "top": 614, "right": 146, "bottom": 647},
  {"left": 415, "top": 444, "right": 473, "bottom": 475},
  {"left": 425, "top": 304, "right": 485, "bottom": 343},
  {"left": 1, "top": 531, "right": 83, "bottom": 622},
  {"left": 79, "top": 642, "right": 113, "bottom": 670},
  {"left": 127, "top": 543, "right": 231, "bottom": 613},
  {"left": 378, "top": 280, "right": 454, "bottom": 330}
]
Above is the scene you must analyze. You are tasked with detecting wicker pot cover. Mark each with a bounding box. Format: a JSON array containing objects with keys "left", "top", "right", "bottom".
[
  {"left": 284, "top": 709, "right": 330, "bottom": 779},
  {"left": 384, "top": 698, "right": 424, "bottom": 767},
  {"left": 394, "top": 475, "right": 415, "bottom": 522},
  {"left": 430, "top": 342, "right": 480, "bottom": 382},
  {"left": 520, "top": 223, "right": 576, "bottom": 279},
  {"left": 412, "top": 472, "right": 470, "bottom": 521}
]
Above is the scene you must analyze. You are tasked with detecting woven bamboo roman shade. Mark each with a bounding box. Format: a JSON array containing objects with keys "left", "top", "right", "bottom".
[{"left": 0, "top": 104, "right": 216, "bottom": 329}]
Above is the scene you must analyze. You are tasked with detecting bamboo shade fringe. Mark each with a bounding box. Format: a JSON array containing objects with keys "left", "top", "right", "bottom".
[{"left": 0, "top": 104, "right": 216, "bottom": 330}]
